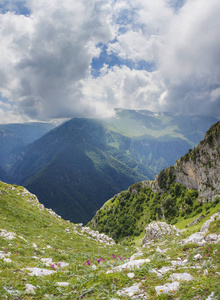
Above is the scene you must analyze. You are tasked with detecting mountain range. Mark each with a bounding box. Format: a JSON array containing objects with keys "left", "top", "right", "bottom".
[
  {"left": 0, "top": 120, "right": 219, "bottom": 299},
  {"left": 0, "top": 109, "right": 218, "bottom": 223},
  {"left": 11, "top": 118, "right": 154, "bottom": 223},
  {"left": 89, "top": 120, "right": 220, "bottom": 243}
]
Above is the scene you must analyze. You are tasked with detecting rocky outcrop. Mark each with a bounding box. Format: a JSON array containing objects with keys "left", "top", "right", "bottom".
[
  {"left": 173, "top": 122, "right": 220, "bottom": 202},
  {"left": 80, "top": 226, "right": 115, "bottom": 245},
  {"left": 200, "top": 212, "right": 220, "bottom": 233},
  {"left": 181, "top": 212, "right": 220, "bottom": 245},
  {"left": 142, "top": 221, "right": 181, "bottom": 245},
  {"left": 143, "top": 121, "right": 220, "bottom": 202}
]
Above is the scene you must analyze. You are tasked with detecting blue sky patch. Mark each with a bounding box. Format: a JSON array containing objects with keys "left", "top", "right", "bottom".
[
  {"left": 0, "top": 94, "right": 11, "bottom": 112},
  {"left": 91, "top": 44, "right": 156, "bottom": 77},
  {"left": 0, "top": 1, "right": 30, "bottom": 16}
]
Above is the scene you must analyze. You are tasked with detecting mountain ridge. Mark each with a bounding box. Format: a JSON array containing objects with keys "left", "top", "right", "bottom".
[
  {"left": 11, "top": 118, "right": 154, "bottom": 223},
  {"left": 1, "top": 110, "right": 217, "bottom": 224},
  {"left": 89, "top": 120, "right": 220, "bottom": 243}
]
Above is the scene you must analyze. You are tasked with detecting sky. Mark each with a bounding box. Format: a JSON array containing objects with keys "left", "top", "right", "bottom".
[{"left": 0, "top": 0, "right": 219, "bottom": 123}]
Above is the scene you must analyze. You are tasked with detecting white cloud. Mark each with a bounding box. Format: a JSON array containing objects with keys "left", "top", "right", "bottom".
[
  {"left": 107, "top": 31, "right": 161, "bottom": 62},
  {"left": 210, "top": 88, "right": 220, "bottom": 103},
  {"left": 108, "top": 0, "right": 173, "bottom": 62},
  {"left": 0, "top": 0, "right": 115, "bottom": 121},
  {"left": 158, "top": 0, "right": 220, "bottom": 117},
  {"left": 81, "top": 65, "right": 164, "bottom": 116},
  {"left": 0, "top": 0, "right": 219, "bottom": 122},
  {"left": 106, "top": 0, "right": 220, "bottom": 118}
]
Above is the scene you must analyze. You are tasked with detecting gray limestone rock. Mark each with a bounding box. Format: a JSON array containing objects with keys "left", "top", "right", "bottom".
[
  {"left": 206, "top": 292, "right": 217, "bottom": 300},
  {"left": 117, "top": 283, "right": 147, "bottom": 299},
  {"left": 181, "top": 232, "right": 206, "bottom": 245},
  {"left": 55, "top": 282, "right": 70, "bottom": 287},
  {"left": 182, "top": 213, "right": 220, "bottom": 245},
  {"left": 25, "top": 284, "right": 36, "bottom": 294},
  {"left": 200, "top": 213, "right": 220, "bottom": 233},
  {"left": 170, "top": 272, "right": 194, "bottom": 281},
  {"left": 0, "top": 229, "right": 16, "bottom": 240},
  {"left": 23, "top": 267, "right": 56, "bottom": 276},
  {"left": 155, "top": 281, "right": 180, "bottom": 295},
  {"left": 205, "top": 233, "right": 220, "bottom": 243},
  {"left": 157, "top": 266, "right": 175, "bottom": 275},
  {"left": 143, "top": 122, "right": 220, "bottom": 202},
  {"left": 81, "top": 227, "right": 115, "bottom": 244},
  {"left": 143, "top": 221, "right": 181, "bottom": 244},
  {"left": 193, "top": 254, "right": 202, "bottom": 260},
  {"left": 106, "top": 258, "right": 150, "bottom": 274}
]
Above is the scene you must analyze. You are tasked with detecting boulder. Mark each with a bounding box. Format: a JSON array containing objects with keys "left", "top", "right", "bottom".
[
  {"left": 106, "top": 258, "right": 150, "bottom": 274},
  {"left": 155, "top": 281, "right": 180, "bottom": 295},
  {"left": 25, "top": 284, "right": 36, "bottom": 294},
  {"left": 170, "top": 272, "right": 194, "bottom": 281},
  {"left": 143, "top": 221, "right": 181, "bottom": 245},
  {"left": 181, "top": 232, "right": 206, "bottom": 245}
]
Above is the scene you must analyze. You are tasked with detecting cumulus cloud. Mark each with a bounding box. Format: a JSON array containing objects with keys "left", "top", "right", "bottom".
[
  {"left": 159, "top": 0, "right": 220, "bottom": 117},
  {"left": 107, "top": 0, "right": 220, "bottom": 118},
  {"left": 0, "top": 0, "right": 115, "bottom": 121},
  {"left": 0, "top": 0, "right": 219, "bottom": 122},
  {"left": 81, "top": 65, "right": 164, "bottom": 116}
]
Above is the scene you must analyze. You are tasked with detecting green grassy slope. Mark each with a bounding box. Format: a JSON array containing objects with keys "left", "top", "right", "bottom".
[
  {"left": 88, "top": 180, "right": 220, "bottom": 243},
  {"left": 0, "top": 181, "right": 134, "bottom": 299},
  {"left": 0, "top": 181, "right": 219, "bottom": 299}
]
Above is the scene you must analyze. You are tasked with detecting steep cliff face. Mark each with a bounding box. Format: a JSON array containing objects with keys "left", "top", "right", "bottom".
[{"left": 148, "top": 121, "right": 220, "bottom": 202}]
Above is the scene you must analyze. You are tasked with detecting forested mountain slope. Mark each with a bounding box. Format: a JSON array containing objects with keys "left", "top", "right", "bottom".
[
  {"left": 7, "top": 111, "right": 217, "bottom": 224},
  {"left": 11, "top": 118, "right": 154, "bottom": 223}
]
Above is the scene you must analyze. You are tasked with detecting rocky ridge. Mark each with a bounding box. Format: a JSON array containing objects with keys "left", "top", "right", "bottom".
[{"left": 144, "top": 121, "right": 220, "bottom": 202}]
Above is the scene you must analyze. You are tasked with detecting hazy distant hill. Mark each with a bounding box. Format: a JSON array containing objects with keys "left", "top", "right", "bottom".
[
  {"left": 12, "top": 118, "right": 154, "bottom": 223},
  {"left": 100, "top": 109, "right": 218, "bottom": 172},
  {"left": 0, "top": 122, "right": 55, "bottom": 171}
]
